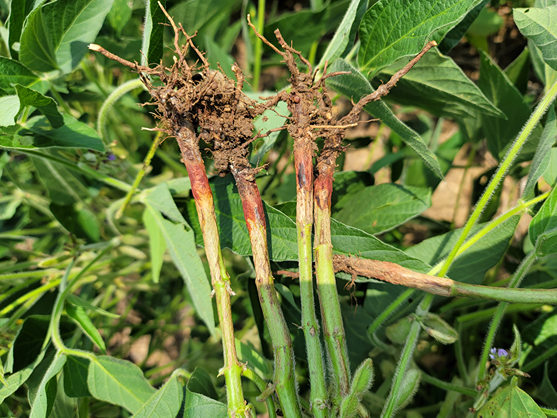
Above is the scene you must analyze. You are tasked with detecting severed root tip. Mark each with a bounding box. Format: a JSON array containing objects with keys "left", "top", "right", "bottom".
[{"left": 88, "top": 43, "right": 102, "bottom": 52}]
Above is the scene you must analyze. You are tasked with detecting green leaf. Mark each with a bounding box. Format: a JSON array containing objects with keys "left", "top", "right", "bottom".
[
  {"left": 530, "top": 186, "right": 557, "bottom": 245},
  {"left": 65, "top": 304, "right": 106, "bottom": 353},
  {"left": 29, "top": 353, "right": 66, "bottom": 418},
  {"left": 6, "top": 0, "right": 45, "bottom": 60},
  {"left": 50, "top": 203, "right": 100, "bottom": 242},
  {"left": 31, "top": 156, "right": 89, "bottom": 205},
  {"left": 477, "top": 50, "right": 537, "bottom": 161},
  {"left": 407, "top": 215, "right": 520, "bottom": 284},
  {"left": 538, "top": 362, "right": 557, "bottom": 408},
  {"left": 88, "top": 356, "right": 156, "bottom": 413},
  {"left": 263, "top": 1, "right": 349, "bottom": 56},
  {"left": 477, "top": 377, "right": 546, "bottom": 417},
  {"left": 0, "top": 96, "right": 20, "bottom": 127},
  {"left": 530, "top": 40, "right": 557, "bottom": 88},
  {"left": 7, "top": 316, "right": 49, "bottom": 373},
  {"left": 358, "top": 0, "right": 482, "bottom": 74},
  {"left": 141, "top": 0, "right": 166, "bottom": 66},
  {"left": 205, "top": 37, "right": 235, "bottom": 80},
  {"left": 340, "top": 358, "right": 374, "bottom": 418},
  {"left": 544, "top": 148, "right": 557, "bottom": 186},
  {"left": 331, "top": 170, "right": 375, "bottom": 213},
  {"left": 334, "top": 184, "right": 431, "bottom": 235},
  {"left": 66, "top": 294, "right": 120, "bottom": 319},
  {"left": 317, "top": 0, "right": 367, "bottom": 68},
  {"left": 0, "top": 57, "right": 46, "bottom": 95},
  {"left": 186, "top": 177, "right": 432, "bottom": 274},
  {"left": 438, "top": 0, "right": 489, "bottom": 53},
  {"left": 49, "top": 372, "right": 78, "bottom": 418},
  {"left": 144, "top": 183, "right": 187, "bottom": 224},
  {"left": 142, "top": 208, "right": 166, "bottom": 284},
  {"left": 386, "top": 317, "right": 413, "bottom": 345},
  {"left": 144, "top": 205, "right": 215, "bottom": 336},
  {"left": 235, "top": 339, "right": 270, "bottom": 379},
  {"left": 184, "top": 368, "right": 227, "bottom": 418},
  {"left": 514, "top": 6, "right": 557, "bottom": 71},
  {"left": 132, "top": 370, "right": 185, "bottom": 418},
  {"left": 523, "top": 107, "right": 557, "bottom": 199},
  {"left": 63, "top": 356, "right": 90, "bottom": 398},
  {"left": 467, "top": 7, "right": 504, "bottom": 37},
  {"left": 375, "top": 48, "right": 504, "bottom": 119},
  {"left": 536, "top": 227, "right": 557, "bottom": 257},
  {"left": 20, "top": 0, "right": 115, "bottom": 73},
  {"left": 107, "top": 0, "right": 132, "bottom": 36},
  {"left": 24, "top": 115, "right": 104, "bottom": 151},
  {"left": 505, "top": 47, "right": 531, "bottom": 94},
  {"left": 15, "top": 84, "right": 63, "bottom": 129},
  {"left": 327, "top": 59, "right": 443, "bottom": 179},
  {"left": 0, "top": 350, "right": 46, "bottom": 404}
]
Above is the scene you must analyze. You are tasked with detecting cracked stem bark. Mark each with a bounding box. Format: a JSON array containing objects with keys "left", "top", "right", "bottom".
[
  {"left": 175, "top": 126, "right": 246, "bottom": 417},
  {"left": 231, "top": 167, "right": 302, "bottom": 418}
]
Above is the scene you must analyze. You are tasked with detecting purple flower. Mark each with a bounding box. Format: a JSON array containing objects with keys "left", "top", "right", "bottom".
[
  {"left": 489, "top": 347, "right": 509, "bottom": 360},
  {"left": 107, "top": 154, "right": 116, "bottom": 161}
]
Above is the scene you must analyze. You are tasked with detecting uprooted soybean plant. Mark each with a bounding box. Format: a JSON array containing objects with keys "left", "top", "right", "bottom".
[{"left": 1, "top": 0, "right": 557, "bottom": 417}]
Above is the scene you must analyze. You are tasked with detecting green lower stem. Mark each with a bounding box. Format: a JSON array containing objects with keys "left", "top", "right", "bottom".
[
  {"left": 242, "top": 367, "right": 277, "bottom": 418},
  {"left": 298, "top": 223, "right": 328, "bottom": 417},
  {"left": 315, "top": 244, "right": 350, "bottom": 398}
]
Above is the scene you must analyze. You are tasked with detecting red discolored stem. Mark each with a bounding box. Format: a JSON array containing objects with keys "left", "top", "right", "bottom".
[
  {"left": 175, "top": 125, "right": 247, "bottom": 417},
  {"left": 231, "top": 166, "right": 302, "bottom": 417}
]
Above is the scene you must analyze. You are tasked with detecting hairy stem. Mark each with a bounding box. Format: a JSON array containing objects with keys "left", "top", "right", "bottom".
[
  {"left": 176, "top": 126, "right": 247, "bottom": 417},
  {"left": 231, "top": 167, "right": 302, "bottom": 417}
]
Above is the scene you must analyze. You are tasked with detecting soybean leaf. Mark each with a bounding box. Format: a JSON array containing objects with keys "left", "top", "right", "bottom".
[
  {"left": 317, "top": 0, "right": 367, "bottom": 68},
  {"left": 438, "top": 0, "right": 489, "bottom": 54},
  {"left": 66, "top": 294, "right": 119, "bottom": 319},
  {"left": 477, "top": 378, "right": 546, "bottom": 418},
  {"left": 7, "top": 315, "right": 49, "bottom": 373},
  {"left": 529, "top": 40, "right": 557, "bottom": 88},
  {"left": 331, "top": 170, "right": 375, "bottom": 212},
  {"left": 504, "top": 47, "right": 531, "bottom": 94},
  {"left": 530, "top": 186, "right": 557, "bottom": 245},
  {"left": 467, "top": 7, "right": 504, "bottom": 37},
  {"left": 538, "top": 362, "right": 557, "bottom": 408},
  {"left": 145, "top": 183, "right": 187, "bottom": 224},
  {"left": 263, "top": 1, "right": 350, "bottom": 56},
  {"left": 25, "top": 115, "right": 104, "bottom": 151},
  {"left": 141, "top": 0, "right": 166, "bottom": 66},
  {"left": 523, "top": 106, "right": 557, "bottom": 200},
  {"left": 544, "top": 148, "right": 557, "bottom": 186},
  {"left": 20, "top": 0, "right": 115, "bottom": 73},
  {"left": 15, "top": 85, "right": 63, "bottom": 129},
  {"left": 0, "top": 350, "right": 46, "bottom": 404},
  {"left": 334, "top": 184, "right": 432, "bottom": 235},
  {"left": 514, "top": 6, "right": 557, "bottom": 71},
  {"left": 327, "top": 59, "right": 443, "bottom": 179},
  {"left": 88, "top": 356, "right": 156, "bottom": 413},
  {"left": 235, "top": 339, "right": 270, "bottom": 379},
  {"left": 32, "top": 157, "right": 89, "bottom": 206},
  {"left": 132, "top": 370, "right": 185, "bottom": 418},
  {"left": 186, "top": 177, "right": 432, "bottom": 274},
  {"left": 49, "top": 373, "right": 78, "bottom": 418},
  {"left": 50, "top": 204, "right": 100, "bottom": 242},
  {"left": 28, "top": 354, "right": 66, "bottom": 418},
  {"left": 144, "top": 205, "right": 215, "bottom": 336},
  {"left": 0, "top": 96, "right": 20, "bottom": 127},
  {"left": 63, "top": 356, "right": 90, "bottom": 398},
  {"left": 0, "top": 58, "right": 47, "bottom": 95},
  {"left": 107, "top": 0, "right": 132, "bottom": 37},
  {"left": 184, "top": 368, "right": 227, "bottom": 418},
  {"left": 406, "top": 215, "right": 520, "bottom": 284},
  {"left": 205, "top": 37, "right": 235, "bottom": 80},
  {"left": 375, "top": 48, "right": 504, "bottom": 119},
  {"left": 358, "top": 0, "right": 482, "bottom": 75},
  {"left": 65, "top": 304, "right": 106, "bottom": 353},
  {"left": 6, "top": 0, "right": 45, "bottom": 59},
  {"left": 142, "top": 208, "right": 166, "bottom": 284},
  {"left": 477, "top": 51, "right": 538, "bottom": 161}
]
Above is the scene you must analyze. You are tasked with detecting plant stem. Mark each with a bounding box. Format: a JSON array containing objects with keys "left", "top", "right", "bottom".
[
  {"left": 252, "top": 0, "right": 266, "bottom": 92},
  {"left": 419, "top": 371, "right": 477, "bottom": 397},
  {"left": 475, "top": 252, "right": 537, "bottom": 382},
  {"left": 175, "top": 126, "right": 247, "bottom": 417},
  {"left": 294, "top": 141, "right": 328, "bottom": 417},
  {"left": 241, "top": 366, "right": 277, "bottom": 418},
  {"left": 231, "top": 166, "right": 301, "bottom": 417},
  {"left": 314, "top": 167, "right": 350, "bottom": 399},
  {"left": 439, "top": 78, "right": 557, "bottom": 275},
  {"left": 115, "top": 131, "right": 162, "bottom": 219}
]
